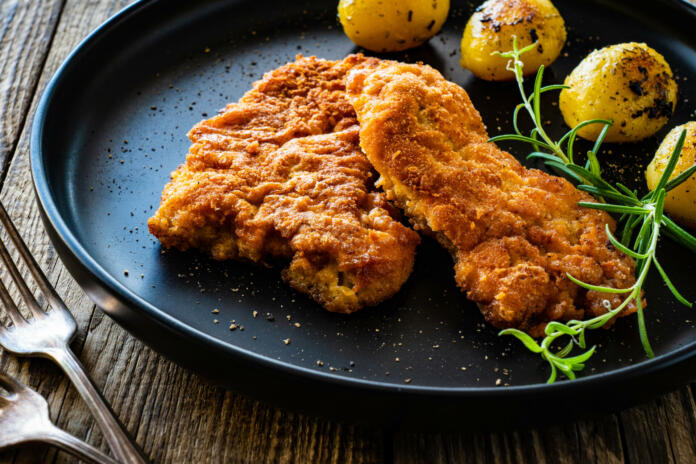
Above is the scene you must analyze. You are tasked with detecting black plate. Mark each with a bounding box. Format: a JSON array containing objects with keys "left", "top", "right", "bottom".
[{"left": 31, "top": 0, "right": 696, "bottom": 428}]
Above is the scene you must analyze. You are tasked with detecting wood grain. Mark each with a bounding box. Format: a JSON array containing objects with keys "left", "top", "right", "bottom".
[
  {"left": 0, "top": 4, "right": 384, "bottom": 464},
  {"left": 619, "top": 388, "right": 696, "bottom": 464},
  {"left": 0, "top": 0, "right": 63, "bottom": 181},
  {"left": 393, "top": 416, "right": 625, "bottom": 464},
  {"left": 0, "top": 0, "right": 695, "bottom": 463}
]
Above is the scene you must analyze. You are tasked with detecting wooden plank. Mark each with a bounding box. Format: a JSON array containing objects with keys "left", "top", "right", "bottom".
[
  {"left": 0, "top": 0, "right": 136, "bottom": 462},
  {"left": 0, "top": 138, "right": 385, "bottom": 462},
  {"left": 574, "top": 416, "right": 624, "bottom": 464},
  {"left": 46, "top": 314, "right": 384, "bottom": 463},
  {"left": 670, "top": 387, "right": 696, "bottom": 462},
  {"left": 0, "top": 2, "right": 384, "bottom": 461},
  {"left": 1, "top": 0, "right": 696, "bottom": 463},
  {"left": 393, "top": 415, "right": 625, "bottom": 464},
  {"left": 619, "top": 401, "right": 675, "bottom": 463},
  {"left": 0, "top": 1, "right": 71, "bottom": 463},
  {"left": 619, "top": 387, "right": 696, "bottom": 464},
  {"left": 0, "top": 0, "right": 63, "bottom": 180}
]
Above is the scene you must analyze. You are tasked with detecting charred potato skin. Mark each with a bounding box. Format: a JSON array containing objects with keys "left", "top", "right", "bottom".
[
  {"left": 338, "top": 0, "right": 450, "bottom": 53},
  {"left": 460, "top": 0, "right": 566, "bottom": 81},
  {"left": 646, "top": 122, "right": 696, "bottom": 229},
  {"left": 559, "top": 43, "right": 678, "bottom": 143}
]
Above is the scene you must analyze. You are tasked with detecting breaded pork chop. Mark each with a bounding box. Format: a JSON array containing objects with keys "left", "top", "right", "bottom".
[
  {"left": 149, "top": 55, "right": 419, "bottom": 313},
  {"left": 347, "top": 60, "right": 638, "bottom": 335}
]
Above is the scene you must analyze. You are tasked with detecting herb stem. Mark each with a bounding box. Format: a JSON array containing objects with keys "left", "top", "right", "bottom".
[{"left": 493, "top": 37, "right": 695, "bottom": 382}]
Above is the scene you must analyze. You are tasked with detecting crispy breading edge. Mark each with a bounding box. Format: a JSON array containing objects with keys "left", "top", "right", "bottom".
[
  {"left": 346, "top": 59, "right": 638, "bottom": 334},
  {"left": 148, "top": 55, "right": 419, "bottom": 314}
]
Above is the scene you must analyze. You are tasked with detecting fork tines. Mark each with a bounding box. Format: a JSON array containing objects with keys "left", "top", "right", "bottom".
[{"left": 0, "top": 201, "right": 67, "bottom": 325}]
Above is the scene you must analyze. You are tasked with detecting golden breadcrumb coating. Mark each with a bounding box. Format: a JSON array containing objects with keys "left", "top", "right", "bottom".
[
  {"left": 149, "top": 55, "right": 419, "bottom": 313},
  {"left": 346, "top": 59, "right": 638, "bottom": 335}
]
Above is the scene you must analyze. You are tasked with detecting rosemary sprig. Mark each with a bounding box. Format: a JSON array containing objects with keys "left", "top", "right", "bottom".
[{"left": 490, "top": 38, "right": 696, "bottom": 383}]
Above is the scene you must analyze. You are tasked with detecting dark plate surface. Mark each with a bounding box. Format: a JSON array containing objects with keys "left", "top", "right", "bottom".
[{"left": 31, "top": 0, "right": 696, "bottom": 427}]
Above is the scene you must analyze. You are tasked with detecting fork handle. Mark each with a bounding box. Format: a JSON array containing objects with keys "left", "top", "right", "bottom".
[
  {"left": 41, "top": 426, "right": 121, "bottom": 464},
  {"left": 49, "top": 346, "right": 149, "bottom": 463}
]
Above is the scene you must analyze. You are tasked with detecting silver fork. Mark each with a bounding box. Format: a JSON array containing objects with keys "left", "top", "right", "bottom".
[
  {"left": 0, "top": 370, "right": 119, "bottom": 464},
  {"left": 0, "top": 202, "right": 147, "bottom": 463}
]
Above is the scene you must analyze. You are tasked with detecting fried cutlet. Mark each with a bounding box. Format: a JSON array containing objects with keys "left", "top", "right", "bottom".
[
  {"left": 346, "top": 60, "right": 638, "bottom": 335},
  {"left": 148, "top": 55, "right": 419, "bottom": 313}
]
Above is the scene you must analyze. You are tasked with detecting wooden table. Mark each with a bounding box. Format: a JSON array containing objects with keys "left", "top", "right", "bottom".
[{"left": 0, "top": 0, "right": 695, "bottom": 462}]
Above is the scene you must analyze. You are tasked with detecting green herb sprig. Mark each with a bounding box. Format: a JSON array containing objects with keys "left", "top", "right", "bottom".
[{"left": 489, "top": 38, "right": 696, "bottom": 383}]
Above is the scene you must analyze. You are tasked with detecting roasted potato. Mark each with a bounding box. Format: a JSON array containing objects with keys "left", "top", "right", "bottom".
[
  {"left": 459, "top": 0, "right": 566, "bottom": 81},
  {"left": 338, "top": 0, "right": 450, "bottom": 53},
  {"left": 559, "top": 43, "right": 678, "bottom": 143},
  {"left": 646, "top": 122, "right": 696, "bottom": 229}
]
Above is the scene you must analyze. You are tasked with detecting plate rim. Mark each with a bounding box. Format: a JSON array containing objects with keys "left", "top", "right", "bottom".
[{"left": 29, "top": 0, "right": 696, "bottom": 401}]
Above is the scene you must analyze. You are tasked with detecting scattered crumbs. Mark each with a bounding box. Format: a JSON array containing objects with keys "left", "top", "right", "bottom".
[
  {"left": 252, "top": 310, "right": 258, "bottom": 318},
  {"left": 495, "top": 378, "right": 502, "bottom": 386},
  {"left": 317, "top": 360, "right": 324, "bottom": 367},
  {"left": 350, "top": 361, "right": 355, "bottom": 367},
  {"left": 204, "top": 47, "right": 211, "bottom": 53},
  {"left": 375, "top": 328, "right": 380, "bottom": 333},
  {"left": 286, "top": 315, "right": 292, "bottom": 320},
  {"left": 231, "top": 288, "right": 239, "bottom": 292},
  {"left": 484, "top": 355, "right": 488, "bottom": 360},
  {"left": 252, "top": 335, "right": 257, "bottom": 340},
  {"left": 432, "top": 344, "right": 440, "bottom": 349},
  {"left": 294, "top": 322, "right": 301, "bottom": 328},
  {"left": 213, "top": 319, "right": 219, "bottom": 324},
  {"left": 460, "top": 367, "right": 467, "bottom": 371},
  {"left": 123, "top": 270, "right": 129, "bottom": 276},
  {"left": 212, "top": 309, "right": 219, "bottom": 314},
  {"left": 329, "top": 367, "right": 338, "bottom": 372},
  {"left": 266, "top": 313, "right": 275, "bottom": 321},
  {"left": 395, "top": 357, "right": 400, "bottom": 362},
  {"left": 229, "top": 323, "right": 237, "bottom": 331},
  {"left": 283, "top": 338, "right": 291, "bottom": 345},
  {"left": 404, "top": 378, "right": 412, "bottom": 384}
]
